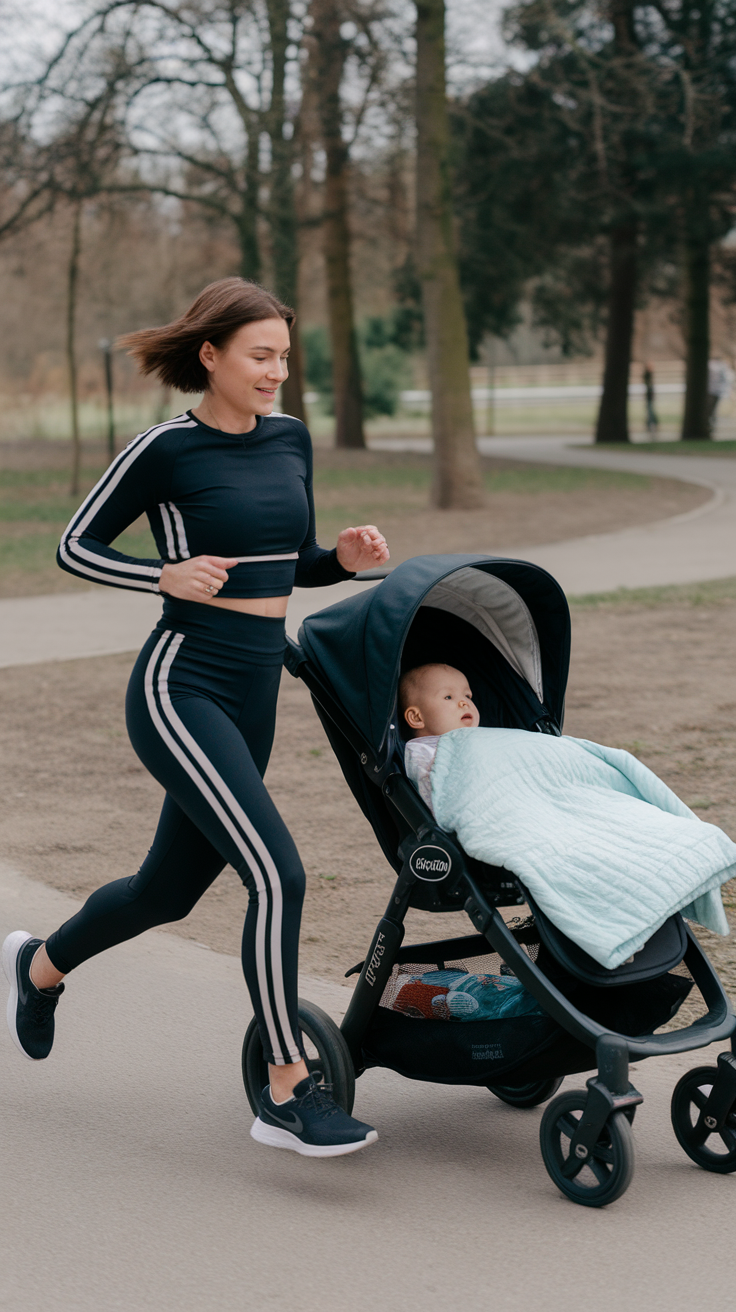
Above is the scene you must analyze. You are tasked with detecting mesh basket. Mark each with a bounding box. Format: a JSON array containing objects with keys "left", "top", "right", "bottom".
[{"left": 379, "top": 917, "right": 541, "bottom": 1013}]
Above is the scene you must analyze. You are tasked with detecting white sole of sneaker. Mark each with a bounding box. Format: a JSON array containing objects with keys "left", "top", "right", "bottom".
[
  {"left": 250, "top": 1117, "right": 378, "bottom": 1157},
  {"left": 2, "top": 930, "right": 35, "bottom": 1061}
]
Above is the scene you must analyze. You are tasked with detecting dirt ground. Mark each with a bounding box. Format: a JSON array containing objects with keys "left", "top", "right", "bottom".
[{"left": 1, "top": 597, "right": 734, "bottom": 1009}]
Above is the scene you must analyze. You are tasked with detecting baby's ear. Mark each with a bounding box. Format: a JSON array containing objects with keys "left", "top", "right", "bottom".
[{"left": 404, "top": 704, "right": 424, "bottom": 730}]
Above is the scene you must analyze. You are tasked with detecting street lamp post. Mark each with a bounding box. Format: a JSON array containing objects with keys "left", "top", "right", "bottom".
[{"left": 99, "top": 338, "right": 115, "bottom": 461}]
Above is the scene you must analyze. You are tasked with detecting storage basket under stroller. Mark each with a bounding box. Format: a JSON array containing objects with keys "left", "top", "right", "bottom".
[{"left": 241, "top": 554, "right": 736, "bottom": 1207}]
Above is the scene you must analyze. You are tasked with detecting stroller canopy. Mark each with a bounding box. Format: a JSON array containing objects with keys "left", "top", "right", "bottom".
[{"left": 297, "top": 555, "right": 571, "bottom": 766}]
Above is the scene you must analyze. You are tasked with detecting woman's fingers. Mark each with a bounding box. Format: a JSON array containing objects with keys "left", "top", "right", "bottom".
[
  {"left": 354, "top": 525, "right": 390, "bottom": 561},
  {"left": 336, "top": 525, "right": 390, "bottom": 571},
  {"left": 199, "top": 556, "right": 238, "bottom": 581},
  {"left": 159, "top": 554, "right": 240, "bottom": 600}
]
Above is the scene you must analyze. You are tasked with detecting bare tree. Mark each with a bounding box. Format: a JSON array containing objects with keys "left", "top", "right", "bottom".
[
  {"left": 266, "top": 0, "right": 306, "bottom": 421},
  {"left": 307, "top": 0, "right": 365, "bottom": 449},
  {"left": 66, "top": 200, "right": 84, "bottom": 492},
  {"left": 415, "top": 0, "right": 483, "bottom": 508}
]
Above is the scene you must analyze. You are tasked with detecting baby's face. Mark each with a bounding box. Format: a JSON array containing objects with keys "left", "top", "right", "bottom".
[{"left": 404, "top": 665, "right": 480, "bottom": 737}]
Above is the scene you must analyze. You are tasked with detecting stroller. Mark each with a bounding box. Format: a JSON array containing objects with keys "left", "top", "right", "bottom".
[{"left": 242, "top": 554, "right": 736, "bottom": 1206}]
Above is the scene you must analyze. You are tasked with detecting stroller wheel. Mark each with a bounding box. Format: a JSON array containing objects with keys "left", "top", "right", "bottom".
[
  {"left": 487, "top": 1076, "right": 563, "bottom": 1109},
  {"left": 241, "top": 998, "right": 356, "bottom": 1117},
  {"left": 540, "top": 1090, "right": 635, "bottom": 1207},
  {"left": 671, "top": 1066, "right": 736, "bottom": 1173}
]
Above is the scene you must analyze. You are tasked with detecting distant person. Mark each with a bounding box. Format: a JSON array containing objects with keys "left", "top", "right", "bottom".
[
  {"left": 2, "top": 277, "right": 389, "bottom": 1158},
  {"left": 708, "top": 357, "right": 734, "bottom": 436},
  {"left": 643, "top": 362, "right": 659, "bottom": 436}
]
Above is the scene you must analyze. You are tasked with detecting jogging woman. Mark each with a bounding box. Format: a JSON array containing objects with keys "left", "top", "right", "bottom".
[{"left": 3, "top": 278, "right": 389, "bottom": 1157}]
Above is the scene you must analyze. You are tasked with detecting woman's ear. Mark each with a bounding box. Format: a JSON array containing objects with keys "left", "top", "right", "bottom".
[
  {"left": 404, "top": 705, "right": 424, "bottom": 731},
  {"left": 199, "top": 340, "right": 217, "bottom": 374}
]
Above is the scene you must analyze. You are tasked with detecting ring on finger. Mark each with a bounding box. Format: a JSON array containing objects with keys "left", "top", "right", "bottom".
[{"left": 204, "top": 583, "right": 215, "bottom": 594}]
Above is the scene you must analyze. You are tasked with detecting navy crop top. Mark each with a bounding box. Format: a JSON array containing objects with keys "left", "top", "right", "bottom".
[{"left": 57, "top": 411, "right": 355, "bottom": 597}]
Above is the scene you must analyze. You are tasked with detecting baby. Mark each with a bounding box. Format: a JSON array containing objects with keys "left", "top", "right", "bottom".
[{"left": 400, "top": 663, "right": 479, "bottom": 808}]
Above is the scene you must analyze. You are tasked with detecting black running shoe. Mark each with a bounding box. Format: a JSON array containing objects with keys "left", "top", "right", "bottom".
[
  {"left": 251, "top": 1075, "right": 378, "bottom": 1157},
  {"left": 2, "top": 931, "right": 64, "bottom": 1061}
]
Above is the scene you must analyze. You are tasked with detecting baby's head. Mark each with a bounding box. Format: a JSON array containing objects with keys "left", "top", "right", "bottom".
[{"left": 399, "top": 663, "right": 480, "bottom": 739}]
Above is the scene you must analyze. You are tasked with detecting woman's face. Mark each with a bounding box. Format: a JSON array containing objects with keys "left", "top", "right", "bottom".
[{"left": 199, "top": 317, "right": 291, "bottom": 415}]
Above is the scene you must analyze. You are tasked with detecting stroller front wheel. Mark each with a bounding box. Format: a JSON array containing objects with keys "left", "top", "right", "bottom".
[
  {"left": 540, "top": 1090, "right": 635, "bottom": 1207},
  {"left": 671, "top": 1066, "right": 736, "bottom": 1173},
  {"left": 487, "top": 1076, "right": 563, "bottom": 1109},
  {"left": 241, "top": 999, "right": 356, "bottom": 1117}
]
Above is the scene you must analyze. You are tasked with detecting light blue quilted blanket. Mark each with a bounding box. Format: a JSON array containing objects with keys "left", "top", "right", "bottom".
[{"left": 427, "top": 728, "right": 735, "bottom": 970}]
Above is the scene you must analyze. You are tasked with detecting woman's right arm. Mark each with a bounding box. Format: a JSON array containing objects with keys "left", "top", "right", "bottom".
[{"left": 57, "top": 428, "right": 170, "bottom": 593}]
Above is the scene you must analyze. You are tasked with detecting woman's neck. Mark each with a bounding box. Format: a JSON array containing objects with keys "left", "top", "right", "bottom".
[{"left": 192, "top": 394, "right": 258, "bottom": 435}]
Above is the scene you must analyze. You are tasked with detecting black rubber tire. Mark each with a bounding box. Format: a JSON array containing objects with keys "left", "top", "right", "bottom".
[
  {"left": 671, "top": 1065, "right": 736, "bottom": 1174},
  {"left": 540, "top": 1089, "right": 635, "bottom": 1207},
  {"left": 241, "top": 998, "right": 356, "bottom": 1117},
  {"left": 488, "top": 1076, "right": 564, "bottom": 1109}
]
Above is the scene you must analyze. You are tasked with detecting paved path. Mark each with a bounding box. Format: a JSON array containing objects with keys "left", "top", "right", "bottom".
[
  {"left": 2, "top": 437, "right": 733, "bottom": 670},
  {"left": 482, "top": 435, "right": 736, "bottom": 593},
  {"left": 0, "top": 860, "right": 733, "bottom": 1312}
]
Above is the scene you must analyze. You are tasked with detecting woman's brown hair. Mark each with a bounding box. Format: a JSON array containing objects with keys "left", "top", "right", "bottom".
[{"left": 117, "top": 277, "right": 295, "bottom": 394}]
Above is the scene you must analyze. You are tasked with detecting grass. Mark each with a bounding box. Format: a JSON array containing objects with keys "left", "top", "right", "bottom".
[
  {"left": 313, "top": 460, "right": 649, "bottom": 494},
  {"left": 570, "top": 576, "right": 736, "bottom": 610},
  {"left": 0, "top": 463, "right": 158, "bottom": 591}
]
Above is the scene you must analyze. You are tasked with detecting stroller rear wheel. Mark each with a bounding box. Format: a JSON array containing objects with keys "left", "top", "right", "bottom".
[
  {"left": 487, "top": 1076, "right": 563, "bottom": 1108},
  {"left": 241, "top": 999, "right": 356, "bottom": 1117},
  {"left": 540, "top": 1090, "right": 635, "bottom": 1207},
  {"left": 671, "top": 1066, "right": 736, "bottom": 1173}
]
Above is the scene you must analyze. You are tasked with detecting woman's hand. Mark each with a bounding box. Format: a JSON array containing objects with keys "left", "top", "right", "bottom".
[
  {"left": 336, "top": 525, "right": 390, "bottom": 574},
  {"left": 159, "top": 555, "right": 239, "bottom": 602}
]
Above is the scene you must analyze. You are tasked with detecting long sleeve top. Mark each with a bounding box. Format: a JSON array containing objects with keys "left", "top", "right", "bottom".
[{"left": 57, "top": 410, "right": 355, "bottom": 597}]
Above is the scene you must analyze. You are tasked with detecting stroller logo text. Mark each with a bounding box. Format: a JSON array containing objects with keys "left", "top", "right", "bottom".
[
  {"left": 365, "top": 932, "right": 386, "bottom": 987},
  {"left": 409, "top": 845, "right": 451, "bottom": 882}
]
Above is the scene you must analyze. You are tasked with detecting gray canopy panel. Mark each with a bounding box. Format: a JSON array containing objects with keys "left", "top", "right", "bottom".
[{"left": 422, "top": 567, "right": 543, "bottom": 702}]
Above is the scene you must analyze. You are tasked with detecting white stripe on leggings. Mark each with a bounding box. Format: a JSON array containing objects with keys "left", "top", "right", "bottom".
[{"left": 143, "top": 631, "right": 299, "bottom": 1063}]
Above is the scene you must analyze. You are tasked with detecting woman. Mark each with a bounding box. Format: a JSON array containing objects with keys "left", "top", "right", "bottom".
[{"left": 3, "top": 278, "right": 389, "bottom": 1157}]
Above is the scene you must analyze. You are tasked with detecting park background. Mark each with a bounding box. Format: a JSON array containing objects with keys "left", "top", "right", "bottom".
[{"left": 1, "top": 2, "right": 736, "bottom": 1295}]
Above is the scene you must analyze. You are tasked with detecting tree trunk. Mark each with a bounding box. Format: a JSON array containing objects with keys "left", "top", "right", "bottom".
[
  {"left": 266, "top": 0, "right": 306, "bottom": 423},
  {"left": 415, "top": 0, "right": 483, "bottom": 508},
  {"left": 681, "top": 224, "right": 711, "bottom": 440},
  {"left": 595, "top": 221, "right": 638, "bottom": 443},
  {"left": 238, "top": 118, "right": 262, "bottom": 282},
  {"left": 310, "top": 0, "right": 365, "bottom": 449},
  {"left": 67, "top": 201, "right": 83, "bottom": 496}
]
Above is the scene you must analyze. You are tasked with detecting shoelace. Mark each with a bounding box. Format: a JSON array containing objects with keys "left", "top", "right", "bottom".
[
  {"left": 28, "top": 990, "right": 58, "bottom": 1026},
  {"left": 297, "top": 1081, "right": 341, "bottom": 1120}
]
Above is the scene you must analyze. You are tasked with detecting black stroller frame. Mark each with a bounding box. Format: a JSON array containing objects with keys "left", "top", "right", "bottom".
[{"left": 241, "top": 555, "right": 736, "bottom": 1206}]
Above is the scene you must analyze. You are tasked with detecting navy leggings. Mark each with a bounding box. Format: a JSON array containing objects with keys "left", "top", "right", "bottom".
[{"left": 45, "top": 601, "right": 306, "bottom": 1066}]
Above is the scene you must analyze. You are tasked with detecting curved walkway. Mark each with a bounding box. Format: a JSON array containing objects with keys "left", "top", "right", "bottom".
[{"left": 479, "top": 435, "right": 736, "bottom": 594}]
